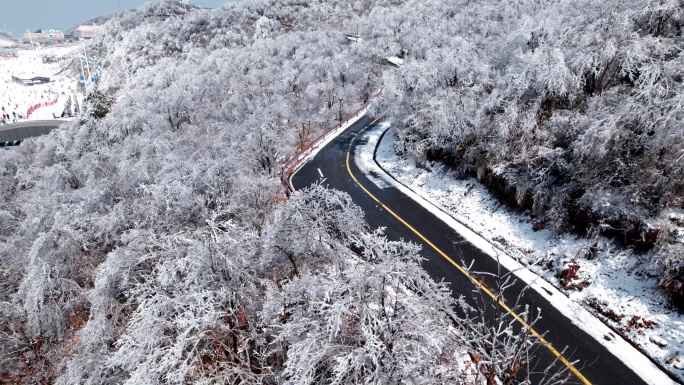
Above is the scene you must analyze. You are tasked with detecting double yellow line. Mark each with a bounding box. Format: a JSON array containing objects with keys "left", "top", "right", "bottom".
[{"left": 345, "top": 119, "right": 591, "bottom": 385}]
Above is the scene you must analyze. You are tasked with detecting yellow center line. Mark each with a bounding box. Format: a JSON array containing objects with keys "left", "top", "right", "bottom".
[{"left": 346, "top": 119, "right": 591, "bottom": 385}]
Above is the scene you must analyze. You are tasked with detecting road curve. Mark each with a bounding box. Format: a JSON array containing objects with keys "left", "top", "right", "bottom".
[
  {"left": 290, "top": 116, "right": 668, "bottom": 385},
  {"left": 0, "top": 119, "right": 69, "bottom": 143}
]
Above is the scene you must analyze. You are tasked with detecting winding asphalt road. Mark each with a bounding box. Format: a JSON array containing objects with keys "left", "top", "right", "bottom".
[
  {"left": 290, "top": 116, "right": 672, "bottom": 385},
  {"left": 0, "top": 119, "right": 68, "bottom": 143}
]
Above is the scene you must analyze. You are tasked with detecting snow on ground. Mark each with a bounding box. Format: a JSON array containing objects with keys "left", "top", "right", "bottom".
[
  {"left": 0, "top": 45, "right": 80, "bottom": 125},
  {"left": 0, "top": 35, "right": 18, "bottom": 48},
  {"left": 369, "top": 125, "right": 684, "bottom": 383}
]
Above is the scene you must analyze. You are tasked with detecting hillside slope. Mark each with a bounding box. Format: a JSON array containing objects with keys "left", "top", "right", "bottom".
[
  {"left": 0, "top": 1, "right": 502, "bottom": 384},
  {"left": 2, "top": 0, "right": 682, "bottom": 383},
  {"left": 374, "top": 0, "right": 684, "bottom": 310}
]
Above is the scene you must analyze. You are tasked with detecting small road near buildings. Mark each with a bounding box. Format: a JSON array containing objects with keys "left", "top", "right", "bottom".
[
  {"left": 0, "top": 119, "right": 68, "bottom": 143},
  {"left": 290, "top": 116, "right": 677, "bottom": 385}
]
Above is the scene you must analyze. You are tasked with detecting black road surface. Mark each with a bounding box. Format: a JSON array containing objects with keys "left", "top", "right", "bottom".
[
  {"left": 290, "top": 116, "right": 658, "bottom": 385},
  {"left": 0, "top": 119, "right": 68, "bottom": 143}
]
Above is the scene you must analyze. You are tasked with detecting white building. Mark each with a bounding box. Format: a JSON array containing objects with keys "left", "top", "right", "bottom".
[
  {"left": 22, "top": 29, "right": 64, "bottom": 45},
  {"left": 74, "top": 25, "right": 103, "bottom": 39}
]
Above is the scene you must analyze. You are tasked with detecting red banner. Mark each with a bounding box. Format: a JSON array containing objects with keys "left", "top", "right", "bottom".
[{"left": 26, "top": 94, "right": 59, "bottom": 118}]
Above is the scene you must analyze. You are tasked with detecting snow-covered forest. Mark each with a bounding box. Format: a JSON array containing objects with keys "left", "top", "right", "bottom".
[
  {"left": 375, "top": 0, "right": 684, "bottom": 309},
  {"left": 0, "top": 1, "right": 541, "bottom": 383},
  {"left": 1, "top": 0, "right": 683, "bottom": 383}
]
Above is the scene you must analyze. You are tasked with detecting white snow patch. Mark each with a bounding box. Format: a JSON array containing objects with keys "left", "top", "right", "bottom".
[
  {"left": 386, "top": 56, "right": 404, "bottom": 67},
  {"left": 0, "top": 35, "right": 18, "bottom": 48},
  {"left": 355, "top": 131, "right": 389, "bottom": 189},
  {"left": 649, "top": 335, "right": 668, "bottom": 349}
]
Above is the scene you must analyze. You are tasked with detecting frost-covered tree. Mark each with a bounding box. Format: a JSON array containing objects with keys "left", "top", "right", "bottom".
[
  {"left": 461, "top": 263, "right": 573, "bottom": 385},
  {"left": 264, "top": 228, "right": 473, "bottom": 384},
  {"left": 264, "top": 184, "right": 366, "bottom": 277}
]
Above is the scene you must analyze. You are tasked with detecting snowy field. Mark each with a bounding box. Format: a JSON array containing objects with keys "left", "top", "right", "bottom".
[
  {"left": 373, "top": 127, "right": 684, "bottom": 382},
  {"left": 0, "top": 45, "right": 81, "bottom": 125}
]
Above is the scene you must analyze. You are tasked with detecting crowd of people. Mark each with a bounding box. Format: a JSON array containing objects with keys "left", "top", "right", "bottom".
[
  {"left": 57, "top": 93, "right": 79, "bottom": 118},
  {"left": 1, "top": 107, "right": 22, "bottom": 124},
  {"left": 0, "top": 87, "right": 61, "bottom": 125}
]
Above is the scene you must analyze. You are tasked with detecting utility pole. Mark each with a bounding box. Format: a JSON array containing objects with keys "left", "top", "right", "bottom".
[
  {"left": 338, "top": 98, "right": 344, "bottom": 121},
  {"left": 26, "top": 29, "right": 35, "bottom": 50},
  {"left": 82, "top": 43, "right": 92, "bottom": 92},
  {"left": 78, "top": 55, "right": 87, "bottom": 95}
]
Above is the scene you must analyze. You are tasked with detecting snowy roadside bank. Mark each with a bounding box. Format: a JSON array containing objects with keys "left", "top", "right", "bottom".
[{"left": 360, "top": 123, "right": 682, "bottom": 384}]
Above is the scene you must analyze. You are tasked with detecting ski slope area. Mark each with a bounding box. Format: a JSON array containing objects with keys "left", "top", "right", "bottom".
[{"left": 0, "top": 46, "right": 80, "bottom": 123}]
